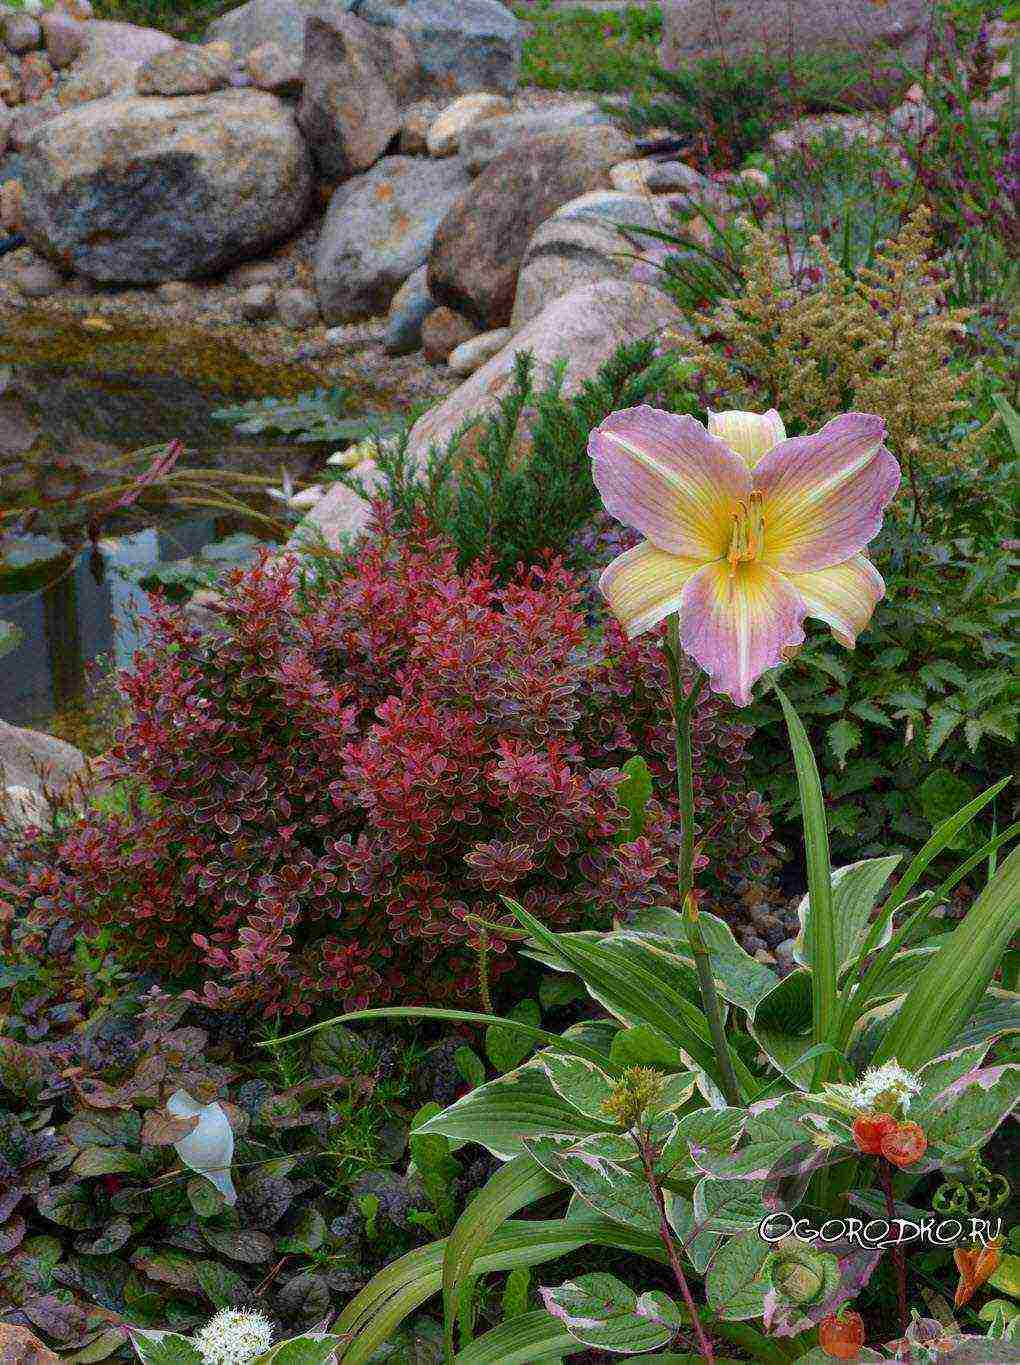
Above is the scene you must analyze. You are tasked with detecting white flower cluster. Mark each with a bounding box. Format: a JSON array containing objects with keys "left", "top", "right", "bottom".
[
  {"left": 848, "top": 1061, "right": 921, "bottom": 1114},
  {"left": 192, "top": 1310, "right": 274, "bottom": 1365}
]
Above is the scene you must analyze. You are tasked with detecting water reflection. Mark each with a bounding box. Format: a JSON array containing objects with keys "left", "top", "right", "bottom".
[{"left": 0, "top": 516, "right": 239, "bottom": 725}]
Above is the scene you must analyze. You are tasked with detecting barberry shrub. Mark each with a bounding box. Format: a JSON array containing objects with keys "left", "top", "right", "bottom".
[{"left": 9, "top": 512, "right": 775, "bottom": 1016}]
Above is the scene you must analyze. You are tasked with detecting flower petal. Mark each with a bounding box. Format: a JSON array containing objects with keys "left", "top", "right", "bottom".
[
  {"left": 708, "top": 408, "right": 786, "bottom": 466},
  {"left": 599, "top": 540, "right": 703, "bottom": 638},
  {"left": 168, "top": 1090, "right": 237, "bottom": 1206},
  {"left": 590, "top": 405, "right": 751, "bottom": 559},
  {"left": 786, "top": 554, "right": 885, "bottom": 648},
  {"left": 754, "top": 413, "right": 900, "bottom": 571},
  {"left": 679, "top": 560, "right": 806, "bottom": 707}
]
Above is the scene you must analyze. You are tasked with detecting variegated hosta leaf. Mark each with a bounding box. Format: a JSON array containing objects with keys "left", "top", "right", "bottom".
[
  {"left": 657, "top": 1106, "right": 745, "bottom": 1181},
  {"left": 761, "top": 1233, "right": 881, "bottom": 1337},
  {"left": 750, "top": 970, "right": 814, "bottom": 1088},
  {"left": 416, "top": 1060, "right": 617, "bottom": 1160},
  {"left": 522, "top": 1134, "right": 665, "bottom": 1235},
  {"left": 542, "top": 1053, "right": 616, "bottom": 1121},
  {"left": 650, "top": 1070, "right": 698, "bottom": 1116},
  {"left": 625, "top": 909, "right": 780, "bottom": 1012},
  {"left": 793, "top": 855, "right": 900, "bottom": 972},
  {"left": 540, "top": 1271, "right": 680, "bottom": 1352},
  {"left": 255, "top": 1335, "right": 346, "bottom": 1363}
]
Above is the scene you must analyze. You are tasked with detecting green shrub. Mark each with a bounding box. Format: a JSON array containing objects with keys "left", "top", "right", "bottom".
[
  {"left": 323, "top": 339, "right": 695, "bottom": 580},
  {"left": 515, "top": 1, "right": 661, "bottom": 96}
]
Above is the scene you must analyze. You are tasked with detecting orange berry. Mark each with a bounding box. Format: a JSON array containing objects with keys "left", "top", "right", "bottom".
[
  {"left": 880, "top": 1120, "right": 928, "bottom": 1169},
  {"left": 819, "top": 1308, "right": 866, "bottom": 1359},
  {"left": 852, "top": 1112, "right": 897, "bottom": 1155}
]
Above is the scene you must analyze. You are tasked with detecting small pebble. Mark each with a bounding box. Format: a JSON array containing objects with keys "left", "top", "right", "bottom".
[
  {"left": 2, "top": 13, "right": 42, "bottom": 53},
  {"left": 14, "top": 259, "right": 64, "bottom": 298},
  {"left": 276, "top": 286, "right": 319, "bottom": 329},
  {"left": 240, "top": 283, "right": 274, "bottom": 320}
]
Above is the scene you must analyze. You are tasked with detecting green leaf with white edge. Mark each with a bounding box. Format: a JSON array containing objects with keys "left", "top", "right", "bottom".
[
  {"left": 336, "top": 1218, "right": 665, "bottom": 1365},
  {"left": 451, "top": 1309, "right": 576, "bottom": 1364},
  {"left": 523, "top": 1134, "right": 663, "bottom": 1235},
  {"left": 649, "top": 1071, "right": 697, "bottom": 1117},
  {"left": 441, "top": 1155, "right": 562, "bottom": 1360},
  {"left": 750, "top": 969, "right": 814, "bottom": 1088},
  {"left": 775, "top": 685, "right": 837, "bottom": 1085},
  {"left": 705, "top": 1229, "right": 771, "bottom": 1320},
  {"left": 792, "top": 856, "right": 900, "bottom": 972},
  {"left": 945, "top": 989, "right": 1020, "bottom": 1051},
  {"left": 666, "top": 1191, "right": 725, "bottom": 1274},
  {"left": 129, "top": 1333, "right": 204, "bottom": 1365},
  {"left": 542, "top": 1053, "right": 617, "bottom": 1120},
  {"left": 657, "top": 1108, "right": 746, "bottom": 1182},
  {"left": 916, "top": 1062, "right": 1019, "bottom": 1162},
  {"left": 873, "top": 841, "right": 1020, "bottom": 1070},
  {"left": 540, "top": 1273, "right": 680, "bottom": 1352},
  {"left": 416, "top": 1060, "right": 617, "bottom": 1160},
  {"left": 628, "top": 910, "right": 779, "bottom": 1012},
  {"left": 693, "top": 1177, "right": 769, "bottom": 1235},
  {"left": 505, "top": 899, "right": 727, "bottom": 1085},
  {"left": 993, "top": 392, "right": 1020, "bottom": 454},
  {"left": 688, "top": 1104, "right": 808, "bottom": 1181}
]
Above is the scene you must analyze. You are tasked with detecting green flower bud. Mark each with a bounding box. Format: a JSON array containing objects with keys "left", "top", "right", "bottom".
[{"left": 762, "top": 1238, "right": 840, "bottom": 1308}]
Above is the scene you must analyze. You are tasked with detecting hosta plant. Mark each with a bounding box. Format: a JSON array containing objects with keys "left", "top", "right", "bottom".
[{"left": 275, "top": 718, "right": 1018, "bottom": 1362}]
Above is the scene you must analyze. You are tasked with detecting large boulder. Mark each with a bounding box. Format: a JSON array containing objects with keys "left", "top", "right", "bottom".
[
  {"left": 57, "top": 19, "right": 177, "bottom": 102},
  {"left": 20, "top": 89, "right": 313, "bottom": 282},
  {"left": 205, "top": 0, "right": 353, "bottom": 65},
  {"left": 660, "top": 0, "right": 933, "bottom": 106},
  {"left": 0, "top": 720, "right": 86, "bottom": 795},
  {"left": 295, "top": 278, "right": 678, "bottom": 548},
  {"left": 510, "top": 190, "right": 677, "bottom": 330},
  {"left": 427, "top": 124, "right": 633, "bottom": 328},
  {"left": 296, "top": 10, "right": 418, "bottom": 180},
  {"left": 458, "top": 99, "right": 613, "bottom": 175},
  {"left": 315, "top": 153, "right": 470, "bottom": 322},
  {"left": 353, "top": 0, "right": 521, "bottom": 98}
]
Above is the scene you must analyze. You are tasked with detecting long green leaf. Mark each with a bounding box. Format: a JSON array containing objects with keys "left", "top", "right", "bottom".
[
  {"left": 443, "top": 1156, "right": 561, "bottom": 1360},
  {"left": 873, "top": 843, "right": 1020, "bottom": 1069},
  {"left": 503, "top": 899, "right": 747, "bottom": 1089},
  {"left": 452, "top": 1311, "right": 748, "bottom": 1365},
  {"left": 451, "top": 1310, "right": 576, "bottom": 1364},
  {"left": 842, "top": 777, "right": 1011, "bottom": 996},
  {"left": 774, "top": 686, "right": 836, "bottom": 1085},
  {"left": 335, "top": 1218, "right": 665, "bottom": 1365},
  {"left": 261, "top": 1007, "right": 615, "bottom": 1070}
]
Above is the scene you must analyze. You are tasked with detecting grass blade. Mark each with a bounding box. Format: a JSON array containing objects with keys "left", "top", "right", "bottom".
[
  {"left": 872, "top": 843, "right": 1020, "bottom": 1070},
  {"left": 774, "top": 685, "right": 837, "bottom": 1084}
]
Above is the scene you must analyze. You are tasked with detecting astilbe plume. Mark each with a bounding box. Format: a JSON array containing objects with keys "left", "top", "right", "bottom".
[{"left": 6, "top": 510, "right": 776, "bottom": 1016}]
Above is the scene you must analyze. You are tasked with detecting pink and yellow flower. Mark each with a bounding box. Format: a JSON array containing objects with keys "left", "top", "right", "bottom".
[{"left": 590, "top": 407, "right": 900, "bottom": 706}]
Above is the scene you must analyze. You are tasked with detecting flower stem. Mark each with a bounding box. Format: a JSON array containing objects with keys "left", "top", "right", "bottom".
[
  {"left": 880, "top": 1158, "right": 909, "bottom": 1338},
  {"left": 665, "top": 615, "right": 742, "bottom": 1107},
  {"left": 636, "top": 1130, "right": 716, "bottom": 1364}
]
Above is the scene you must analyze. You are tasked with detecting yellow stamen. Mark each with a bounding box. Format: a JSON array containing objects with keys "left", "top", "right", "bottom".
[{"left": 727, "top": 492, "right": 766, "bottom": 570}]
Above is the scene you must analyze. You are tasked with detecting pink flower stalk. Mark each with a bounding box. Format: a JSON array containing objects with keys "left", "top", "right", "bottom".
[{"left": 590, "top": 408, "right": 900, "bottom": 706}]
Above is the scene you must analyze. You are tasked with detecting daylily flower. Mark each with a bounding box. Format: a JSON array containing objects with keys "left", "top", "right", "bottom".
[{"left": 590, "top": 407, "right": 900, "bottom": 705}]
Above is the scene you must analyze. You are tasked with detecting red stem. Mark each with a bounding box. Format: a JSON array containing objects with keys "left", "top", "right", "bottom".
[
  {"left": 638, "top": 1133, "right": 716, "bottom": 1363},
  {"left": 880, "top": 1158, "right": 909, "bottom": 1338}
]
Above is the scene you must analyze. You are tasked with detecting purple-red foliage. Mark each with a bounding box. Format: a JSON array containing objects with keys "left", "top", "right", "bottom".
[{"left": 8, "top": 511, "right": 776, "bottom": 1016}]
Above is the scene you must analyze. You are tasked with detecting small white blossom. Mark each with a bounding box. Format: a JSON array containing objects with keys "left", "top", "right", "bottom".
[
  {"left": 848, "top": 1061, "right": 920, "bottom": 1114},
  {"left": 193, "top": 1309, "right": 274, "bottom": 1365}
]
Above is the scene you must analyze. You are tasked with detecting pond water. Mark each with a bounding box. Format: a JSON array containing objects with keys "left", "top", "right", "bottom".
[
  {"left": 0, "top": 518, "right": 261, "bottom": 726},
  {"left": 0, "top": 309, "right": 374, "bottom": 731}
]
